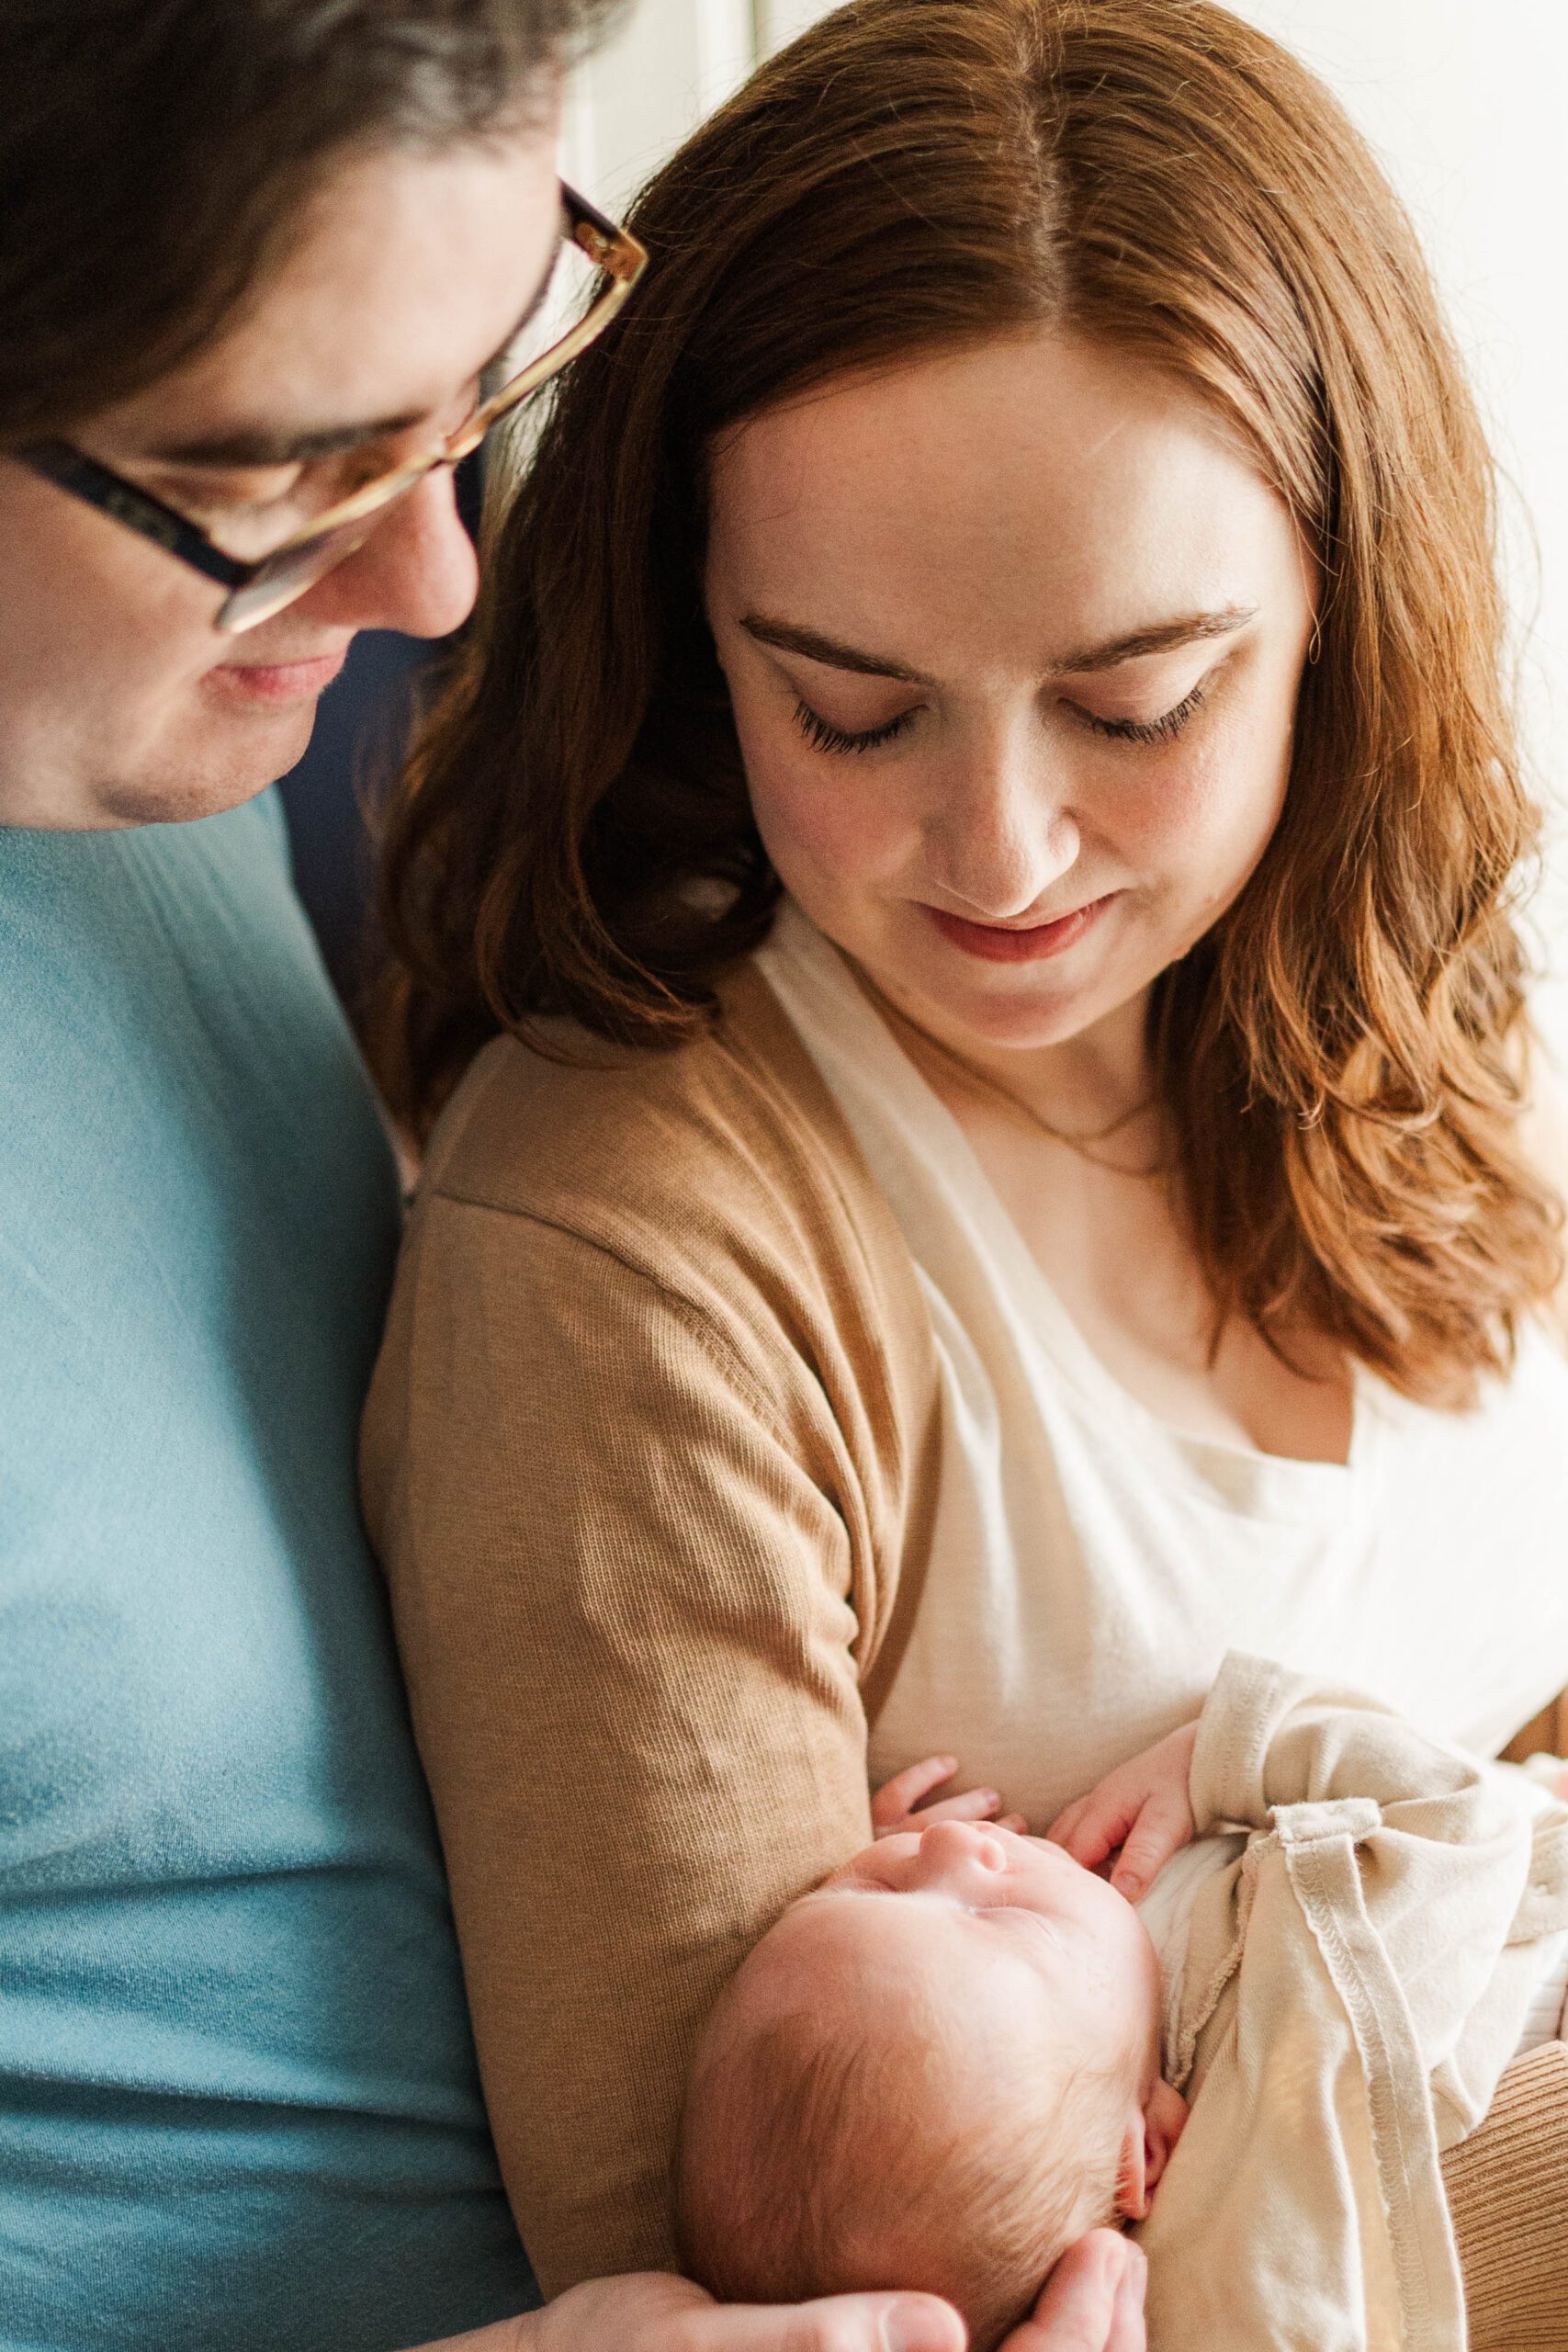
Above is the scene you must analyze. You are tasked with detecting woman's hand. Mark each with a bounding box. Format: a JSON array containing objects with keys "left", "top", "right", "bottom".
[
  {"left": 872, "top": 1752, "right": 1027, "bottom": 1839},
  {"left": 1047, "top": 1722, "right": 1201, "bottom": 1902},
  {"left": 410, "top": 2232, "right": 1145, "bottom": 2352}
]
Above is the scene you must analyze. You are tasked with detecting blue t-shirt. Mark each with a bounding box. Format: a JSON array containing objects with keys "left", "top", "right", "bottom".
[{"left": 0, "top": 795, "right": 537, "bottom": 2349}]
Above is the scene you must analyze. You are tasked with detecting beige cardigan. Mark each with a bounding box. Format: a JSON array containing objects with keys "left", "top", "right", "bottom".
[
  {"left": 362, "top": 971, "right": 942, "bottom": 2292},
  {"left": 1137, "top": 1653, "right": 1568, "bottom": 2350},
  {"left": 361, "top": 968, "right": 1567, "bottom": 2333}
]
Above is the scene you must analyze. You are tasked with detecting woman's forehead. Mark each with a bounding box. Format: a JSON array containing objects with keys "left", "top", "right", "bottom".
[{"left": 706, "top": 327, "right": 1295, "bottom": 669}]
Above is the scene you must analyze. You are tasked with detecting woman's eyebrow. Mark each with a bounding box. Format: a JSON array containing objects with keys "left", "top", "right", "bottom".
[
  {"left": 739, "top": 604, "right": 1258, "bottom": 685},
  {"left": 739, "top": 615, "right": 933, "bottom": 685},
  {"left": 1052, "top": 603, "right": 1259, "bottom": 673}
]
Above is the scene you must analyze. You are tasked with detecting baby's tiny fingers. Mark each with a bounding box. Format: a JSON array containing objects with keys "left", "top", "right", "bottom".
[
  {"left": 1110, "top": 1797, "right": 1190, "bottom": 1901},
  {"left": 910, "top": 1786, "right": 1003, "bottom": 1828},
  {"left": 1054, "top": 1800, "right": 1132, "bottom": 1871},
  {"left": 871, "top": 1754, "right": 957, "bottom": 1828},
  {"left": 1046, "top": 1796, "right": 1088, "bottom": 1848},
  {"left": 996, "top": 1812, "right": 1029, "bottom": 1836}
]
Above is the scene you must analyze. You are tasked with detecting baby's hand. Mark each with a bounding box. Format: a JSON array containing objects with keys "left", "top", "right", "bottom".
[
  {"left": 1046, "top": 1722, "right": 1201, "bottom": 1902},
  {"left": 872, "top": 1754, "right": 1028, "bottom": 1840}
]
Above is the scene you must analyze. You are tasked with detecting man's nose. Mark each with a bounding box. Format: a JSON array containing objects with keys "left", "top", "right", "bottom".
[{"left": 299, "top": 467, "right": 480, "bottom": 642}]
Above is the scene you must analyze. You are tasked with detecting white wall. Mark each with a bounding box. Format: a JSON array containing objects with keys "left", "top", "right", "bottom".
[
  {"left": 562, "top": 0, "right": 757, "bottom": 211},
  {"left": 567, "top": 0, "right": 1568, "bottom": 1058},
  {"left": 1224, "top": 2, "right": 1568, "bottom": 1060}
]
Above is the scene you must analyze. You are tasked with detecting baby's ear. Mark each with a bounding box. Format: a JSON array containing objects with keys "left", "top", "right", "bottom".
[
  {"left": 1140, "top": 2079, "right": 1190, "bottom": 2206},
  {"left": 1117, "top": 2079, "right": 1189, "bottom": 2221}
]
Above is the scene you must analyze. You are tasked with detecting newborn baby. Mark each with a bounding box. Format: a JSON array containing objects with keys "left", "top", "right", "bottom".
[
  {"left": 676, "top": 1795, "right": 1186, "bottom": 2349},
  {"left": 675, "top": 1654, "right": 1568, "bottom": 2352}
]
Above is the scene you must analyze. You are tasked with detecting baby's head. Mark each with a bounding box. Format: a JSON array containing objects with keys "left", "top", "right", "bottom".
[{"left": 676, "top": 1820, "right": 1187, "bottom": 2352}]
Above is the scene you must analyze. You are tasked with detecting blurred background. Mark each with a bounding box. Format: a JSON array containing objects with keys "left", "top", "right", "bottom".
[{"left": 281, "top": 0, "right": 1568, "bottom": 1065}]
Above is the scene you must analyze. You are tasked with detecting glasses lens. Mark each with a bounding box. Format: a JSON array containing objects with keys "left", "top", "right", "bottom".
[
  {"left": 217, "top": 500, "right": 404, "bottom": 633},
  {"left": 216, "top": 215, "right": 626, "bottom": 631}
]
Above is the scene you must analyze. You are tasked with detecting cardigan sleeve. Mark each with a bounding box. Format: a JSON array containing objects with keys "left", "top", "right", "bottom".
[{"left": 364, "top": 1188, "right": 880, "bottom": 2296}]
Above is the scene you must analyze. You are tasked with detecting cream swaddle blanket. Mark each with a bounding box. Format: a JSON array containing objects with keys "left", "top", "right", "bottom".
[{"left": 1135, "top": 1654, "right": 1568, "bottom": 2352}]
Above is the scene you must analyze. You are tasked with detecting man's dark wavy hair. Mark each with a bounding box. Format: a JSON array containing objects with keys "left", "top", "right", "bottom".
[{"left": 0, "top": 0, "right": 624, "bottom": 440}]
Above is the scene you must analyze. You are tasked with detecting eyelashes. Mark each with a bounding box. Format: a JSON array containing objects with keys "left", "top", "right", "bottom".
[
  {"left": 792, "top": 683, "right": 1211, "bottom": 758},
  {"left": 793, "top": 700, "right": 916, "bottom": 756},
  {"left": 1080, "top": 683, "right": 1209, "bottom": 745}
]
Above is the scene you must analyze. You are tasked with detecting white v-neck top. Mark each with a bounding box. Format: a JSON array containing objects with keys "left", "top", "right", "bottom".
[{"left": 757, "top": 903, "right": 1568, "bottom": 1826}]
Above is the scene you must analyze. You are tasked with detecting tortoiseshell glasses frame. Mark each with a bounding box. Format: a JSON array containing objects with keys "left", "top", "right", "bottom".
[{"left": 19, "top": 184, "right": 648, "bottom": 635}]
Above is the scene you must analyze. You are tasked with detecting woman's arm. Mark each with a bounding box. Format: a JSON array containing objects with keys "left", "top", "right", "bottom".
[{"left": 368, "top": 1193, "right": 901, "bottom": 2295}]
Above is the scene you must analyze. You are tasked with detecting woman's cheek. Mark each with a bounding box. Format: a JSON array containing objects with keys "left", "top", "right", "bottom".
[
  {"left": 1137, "top": 722, "right": 1290, "bottom": 934},
  {"left": 741, "top": 735, "right": 909, "bottom": 894}
]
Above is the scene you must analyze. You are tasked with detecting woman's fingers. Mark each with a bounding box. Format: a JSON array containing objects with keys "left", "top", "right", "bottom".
[
  {"left": 871, "top": 1754, "right": 956, "bottom": 1830},
  {"left": 1002, "top": 2230, "right": 1146, "bottom": 2351}
]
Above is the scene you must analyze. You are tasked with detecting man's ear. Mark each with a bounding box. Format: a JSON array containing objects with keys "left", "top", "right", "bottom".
[{"left": 1117, "top": 2079, "right": 1189, "bottom": 2222}]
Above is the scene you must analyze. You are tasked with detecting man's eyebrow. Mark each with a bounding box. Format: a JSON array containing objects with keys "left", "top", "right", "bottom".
[
  {"left": 143, "top": 244, "right": 562, "bottom": 470},
  {"left": 146, "top": 413, "right": 431, "bottom": 468},
  {"left": 739, "top": 604, "right": 1258, "bottom": 687}
]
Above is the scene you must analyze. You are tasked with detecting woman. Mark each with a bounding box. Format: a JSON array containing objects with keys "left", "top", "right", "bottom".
[{"left": 364, "top": 0, "right": 1568, "bottom": 2319}]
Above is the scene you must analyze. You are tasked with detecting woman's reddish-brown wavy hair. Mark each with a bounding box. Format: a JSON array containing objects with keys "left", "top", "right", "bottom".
[{"left": 374, "top": 0, "right": 1562, "bottom": 1406}]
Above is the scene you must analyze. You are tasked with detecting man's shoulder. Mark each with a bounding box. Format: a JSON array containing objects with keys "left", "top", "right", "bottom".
[{"left": 0, "top": 785, "right": 399, "bottom": 1399}]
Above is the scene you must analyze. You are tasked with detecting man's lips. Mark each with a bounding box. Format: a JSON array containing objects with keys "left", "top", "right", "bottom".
[
  {"left": 924, "top": 894, "right": 1116, "bottom": 964},
  {"left": 205, "top": 647, "right": 349, "bottom": 707}
]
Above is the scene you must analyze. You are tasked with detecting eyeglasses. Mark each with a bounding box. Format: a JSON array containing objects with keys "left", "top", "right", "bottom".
[{"left": 19, "top": 184, "right": 647, "bottom": 635}]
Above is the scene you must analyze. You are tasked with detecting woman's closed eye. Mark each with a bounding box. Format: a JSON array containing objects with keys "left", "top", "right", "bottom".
[
  {"left": 1073, "top": 679, "right": 1210, "bottom": 747},
  {"left": 793, "top": 674, "right": 1216, "bottom": 758},
  {"left": 794, "top": 699, "right": 919, "bottom": 757}
]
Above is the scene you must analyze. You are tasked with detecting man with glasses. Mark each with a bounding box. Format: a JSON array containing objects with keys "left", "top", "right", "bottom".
[{"left": 0, "top": 4, "right": 1143, "bottom": 2347}]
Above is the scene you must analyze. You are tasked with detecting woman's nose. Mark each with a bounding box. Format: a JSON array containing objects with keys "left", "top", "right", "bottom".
[
  {"left": 925, "top": 725, "right": 1079, "bottom": 919},
  {"left": 911, "top": 1818, "right": 1010, "bottom": 1881}
]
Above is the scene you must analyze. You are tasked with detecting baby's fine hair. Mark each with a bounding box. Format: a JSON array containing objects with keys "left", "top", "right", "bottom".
[{"left": 674, "top": 1952, "right": 1128, "bottom": 2352}]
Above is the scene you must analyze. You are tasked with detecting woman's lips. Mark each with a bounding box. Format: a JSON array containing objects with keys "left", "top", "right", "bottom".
[
  {"left": 924, "top": 894, "right": 1115, "bottom": 964},
  {"left": 205, "top": 648, "right": 349, "bottom": 707}
]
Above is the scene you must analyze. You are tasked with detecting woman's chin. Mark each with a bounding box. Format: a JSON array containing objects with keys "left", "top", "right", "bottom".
[{"left": 895, "top": 959, "right": 1143, "bottom": 1061}]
